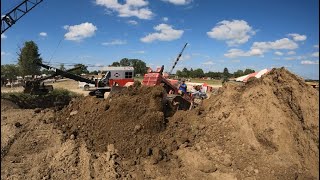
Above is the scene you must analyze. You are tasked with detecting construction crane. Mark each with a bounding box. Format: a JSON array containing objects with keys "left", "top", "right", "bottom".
[
  {"left": 1, "top": 0, "right": 43, "bottom": 34},
  {"left": 169, "top": 43, "right": 188, "bottom": 75}
]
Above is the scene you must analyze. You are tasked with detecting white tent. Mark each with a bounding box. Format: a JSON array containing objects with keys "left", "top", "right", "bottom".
[{"left": 236, "top": 69, "right": 271, "bottom": 82}]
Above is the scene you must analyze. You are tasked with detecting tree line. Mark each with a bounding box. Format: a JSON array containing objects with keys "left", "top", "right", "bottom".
[
  {"left": 176, "top": 67, "right": 255, "bottom": 79},
  {"left": 1, "top": 40, "right": 255, "bottom": 83}
]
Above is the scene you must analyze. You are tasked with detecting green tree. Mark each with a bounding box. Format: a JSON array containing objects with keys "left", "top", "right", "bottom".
[
  {"left": 110, "top": 62, "right": 120, "bottom": 67},
  {"left": 130, "top": 59, "right": 147, "bottom": 75},
  {"left": 70, "top": 64, "right": 89, "bottom": 75},
  {"left": 193, "top": 68, "right": 204, "bottom": 78},
  {"left": 17, "top": 41, "right": 42, "bottom": 77},
  {"left": 59, "top": 63, "right": 66, "bottom": 71},
  {"left": 222, "top": 67, "right": 230, "bottom": 83},
  {"left": 234, "top": 70, "right": 244, "bottom": 78},
  {"left": 90, "top": 70, "right": 99, "bottom": 75},
  {"left": 244, "top": 68, "right": 255, "bottom": 75},
  {"left": 119, "top": 58, "right": 130, "bottom": 66},
  {"left": 1, "top": 64, "right": 20, "bottom": 80}
]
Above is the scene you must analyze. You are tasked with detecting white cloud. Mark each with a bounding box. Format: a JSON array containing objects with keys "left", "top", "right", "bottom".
[
  {"left": 1, "top": 34, "right": 7, "bottom": 39},
  {"left": 301, "top": 60, "right": 319, "bottom": 65},
  {"left": 224, "top": 48, "right": 263, "bottom": 58},
  {"left": 162, "top": 0, "right": 192, "bottom": 5},
  {"left": 287, "top": 33, "right": 307, "bottom": 41},
  {"left": 287, "top": 51, "right": 296, "bottom": 55},
  {"left": 127, "top": 20, "right": 138, "bottom": 25},
  {"left": 102, "top": 39, "right": 127, "bottom": 46},
  {"left": 1, "top": 51, "right": 6, "bottom": 56},
  {"left": 314, "top": 45, "right": 319, "bottom": 49},
  {"left": 132, "top": 50, "right": 145, "bottom": 53},
  {"left": 180, "top": 54, "right": 191, "bottom": 61},
  {"left": 284, "top": 56, "right": 307, "bottom": 60},
  {"left": 252, "top": 38, "right": 298, "bottom": 51},
  {"left": 95, "top": 0, "right": 153, "bottom": 20},
  {"left": 207, "top": 20, "right": 255, "bottom": 46},
  {"left": 202, "top": 61, "right": 214, "bottom": 65},
  {"left": 163, "top": 17, "right": 169, "bottom": 22},
  {"left": 311, "top": 52, "right": 319, "bottom": 57},
  {"left": 140, "top": 23, "right": 183, "bottom": 43},
  {"left": 224, "top": 37, "right": 299, "bottom": 58},
  {"left": 274, "top": 51, "right": 283, "bottom": 56},
  {"left": 64, "top": 22, "right": 97, "bottom": 41},
  {"left": 231, "top": 59, "right": 240, "bottom": 63},
  {"left": 39, "top": 32, "right": 47, "bottom": 37}
]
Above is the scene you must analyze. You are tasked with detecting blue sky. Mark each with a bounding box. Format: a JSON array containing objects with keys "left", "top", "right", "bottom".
[{"left": 1, "top": 0, "right": 319, "bottom": 79}]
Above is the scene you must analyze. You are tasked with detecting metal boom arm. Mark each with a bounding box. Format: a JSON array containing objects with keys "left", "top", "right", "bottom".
[
  {"left": 169, "top": 43, "right": 188, "bottom": 75},
  {"left": 1, "top": 0, "right": 43, "bottom": 34}
]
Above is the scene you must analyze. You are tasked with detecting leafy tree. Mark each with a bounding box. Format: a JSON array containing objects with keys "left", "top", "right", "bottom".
[
  {"left": 244, "top": 68, "right": 255, "bottom": 75},
  {"left": 193, "top": 68, "right": 204, "bottom": 78},
  {"left": 59, "top": 63, "right": 66, "bottom": 71},
  {"left": 130, "top": 59, "right": 147, "bottom": 75},
  {"left": 119, "top": 58, "right": 130, "bottom": 66},
  {"left": 70, "top": 64, "right": 89, "bottom": 75},
  {"left": 112, "top": 58, "right": 147, "bottom": 75},
  {"left": 110, "top": 62, "right": 120, "bottom": 67},
  {"left": 90, "top": 70, "right": 99, "bottom": 75},
  {"left": 17, "top": 41, "right": 42, "bottom": 77},
  {"left": 41, "top": 68, "right": 55, "bottom": 75},
  {"left": 233, "top": 70, "right": 244, "bottom": 78},
  {"left": 222, "top": 67, "right": 230, "bottom": 83},
  {"left": 1, "top": 64, "right": 20, "bottom": 80}
]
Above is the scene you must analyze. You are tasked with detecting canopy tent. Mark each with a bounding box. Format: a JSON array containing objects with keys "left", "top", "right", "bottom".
[{"left": 236, "top": 69, "right": 271, "bottom": 82}]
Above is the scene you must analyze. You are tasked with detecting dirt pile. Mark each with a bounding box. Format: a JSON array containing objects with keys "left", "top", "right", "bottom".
[
  {"left": 201, "top": 67, "right": 319, "bottom": 179},
  {"left": 55, "top": 86, "right": 168, "bottom": 158}
]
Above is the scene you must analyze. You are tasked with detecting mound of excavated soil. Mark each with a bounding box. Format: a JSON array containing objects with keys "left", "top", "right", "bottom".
[
  {"left": 1, "top": 99, "right": 19, "bottom": 111},
  {"left": 55, "top": 86, "right": 169, "bottom": 158},
  {"left": 201, "top": 67, "right": 319, "bottom": 179}
]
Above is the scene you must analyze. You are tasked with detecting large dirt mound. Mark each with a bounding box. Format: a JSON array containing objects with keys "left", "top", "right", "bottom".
[
  {"left": 55, "top": 86, "right": 168, "bottom": 158},
  {"left": 202, "top": 67, "right": 319, "bottom": 179}
]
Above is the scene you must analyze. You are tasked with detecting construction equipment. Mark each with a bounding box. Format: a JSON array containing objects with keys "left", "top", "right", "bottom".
[
  {"left": 30, "top": 62, "right": 134, "bottom": 98},
  {"left": 23, "top": 66, "right": 83, "bottom": 95},
  {"left": 1, "top": 0, "right": 43, "bottom": 34},
  {"left": 142, "top": 43, "right": 196, "bottom": 112}
]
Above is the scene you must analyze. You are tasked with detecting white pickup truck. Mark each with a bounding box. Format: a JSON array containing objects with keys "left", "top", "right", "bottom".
[{"left": 78, "top": 79, "right": 99, "bottom": 91}]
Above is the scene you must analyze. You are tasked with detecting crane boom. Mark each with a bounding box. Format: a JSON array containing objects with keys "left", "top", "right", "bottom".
[
  {"left": 1, "top": 0, "right": 43, "bottom": 34},
  {"left": 169, "top": 43, "right": 188, "bottom": 75}
]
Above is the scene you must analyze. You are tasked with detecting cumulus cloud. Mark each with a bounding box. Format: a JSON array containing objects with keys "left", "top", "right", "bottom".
[
  {"left": 163, "top": 17, "right": 169, "bottom": 22},
  {"left": 287, "top": 33, "right": 307, "bottom": 41},
  {"left": 202, "top": 61, "right": 214, "bottom": 65},
  {"left": 39, "top": 32, "right": 47, "bottom": 37},
  {"left": 252, "top": 38, "right": 298, "bottom": 51},
  {"left": 102, "top": 39, "right": 127, "bottom": 46},
  {"left": 284, "top": 56, "right": 307, "bottom": 60},
  {"left": 224, "top": 48, "right": 263, "bottom": 58},
  {"left": 127, "top": 20, "right": 138, "bottom": 25},
  {"left": 140, "top": 23, "right": 183, "bottom": 43},
  {"left": 132, "top": 50, "right": 145, "bottom": 53},
  {"left": 224, "top": 37, "right": 299, "bottom": 58},
  {"left": 301, "top": 60, "right": 319, "bottom": 65},
  {"left": 287, "top": 51, "right": 296, "bottom": 55},
  {"left": 162, "top": 0, "right": 192, "bottom": 5},
  {"left": 207, "top": 20, "right": 255, "bottom": 46},
  {"left": 64, "top": 22, "right": 97, "bottom": 41},
  {"left": 274, "top": 51, "right": 283, "bottom": 56},
  {"left": 95, "top": 0, "right": 153, "bottom": 20},
  {"left": 312, "top": 51, "right": 319, "bottom": 57},
  {"left": 231, "top": 59, "right": 241, "bottom": 63},
  {"left": 1, "top": 34, "right": 7, "bottom": 39}
]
